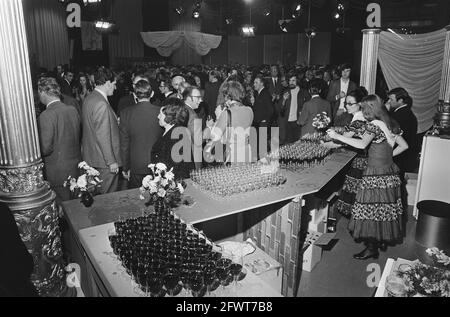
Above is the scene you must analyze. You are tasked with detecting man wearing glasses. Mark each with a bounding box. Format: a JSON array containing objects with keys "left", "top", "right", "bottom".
[
  {"left": 183, "top": 86, "right": 204, "bottom": 170},
  {"left": 158, "top": 78, "right": 173, "bottom": 102}
]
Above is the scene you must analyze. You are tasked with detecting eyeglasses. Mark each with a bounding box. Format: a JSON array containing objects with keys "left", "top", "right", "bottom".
[
  {"left": 345, "top": 102, "right": 358, "bottom": 106},
  {"left": 190, "top": 95, "right": 202, "bottom": 99}
]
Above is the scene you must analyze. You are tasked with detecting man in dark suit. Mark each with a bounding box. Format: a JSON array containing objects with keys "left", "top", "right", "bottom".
[
  {"left": 37, "top": 77, "right": 81, "bottom": 201},
  {"left": 326, "top": 64, "right": 357, "bottom": 126},
  {"left": 203, "top": 70, "right": 222, "bottom": 119},
  {"left": 298, "top": 79, "right": 332, "bottom": 137},
  {"left": 117, "top": 74, "right": 149, "bottom": 117},
  {"left": 387, "top": 87, "right": 419, "bottom": 174},
  {"left": 267, "top": 65, "right": 283, "bottom": 128},
  {"left": 0, "top": 202, "right": 38, "bottom": 297},
  {"left": 251, "top": 75, "right": 273, "bottom": 159},
  {"left": 59, "top": 70, "right": 74, "bottom": 97},
  {"left": 120, "top": 80, "right": 163, "bottom": 189},
  {"left": 277, "top": 73, "right": 311, "bottom": 144},
  {"left": 183, "top": 86, "right": 204, "bottom": 170},
  {"left": 158, "top": 77, "right": 173, "bottom": 105},
  {"left": 82, "top": 68, "right": 122, "bottom": 194},
  {"left": 61, "top": 93, "right": 81, "bottom": 116}
]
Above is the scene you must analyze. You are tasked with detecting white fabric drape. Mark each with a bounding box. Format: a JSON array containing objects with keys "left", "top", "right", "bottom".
[
  {"left": 378, "top": 29, "right": 447, "bottom": 133},
  {"left": 109, "top": 0, "right": 144, "bottom": 66},
  {"left": 140, "top": 31, "right": 222, "bottom": 57},
  {"left": 23, "top": 0, "right": 70, "bottom": 70}
]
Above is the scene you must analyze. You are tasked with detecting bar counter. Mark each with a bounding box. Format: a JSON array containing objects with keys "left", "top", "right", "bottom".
[{"left": 61, "top": 149, "right": 356, "bottom": 297}]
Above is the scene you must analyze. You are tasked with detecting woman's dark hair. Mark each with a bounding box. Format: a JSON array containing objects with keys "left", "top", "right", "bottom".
[
  {"left": 347, "top": 86, "right": 368, "bottom": 103},
  {"left": 75, "top": 72, "right": 93, "bottom": 94},
  {"left": 162, "top": 98, "right": 189, "bottom": 126},
  {"left": 361, "top": 94, "right": 401, "bottom": 134},
  {"left": 220, "top": 80, "right": 245, "bottom": 102}
]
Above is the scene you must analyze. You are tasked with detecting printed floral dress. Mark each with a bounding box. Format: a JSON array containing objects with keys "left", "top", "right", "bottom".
[
  {"left": 348, "top": 123, "right": 404, "bottom": 243},
  {"left": 336, "top": 119, "right": 368, "bottom": 216}
]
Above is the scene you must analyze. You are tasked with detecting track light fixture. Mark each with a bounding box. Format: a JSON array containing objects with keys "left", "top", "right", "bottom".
[
  {"left": 263, "top": 8, "right": 271, "bottom": 17},
  {"left": 305, "top": 27, "right": 317, "bottom": 39},
  {"left": 292, "top": 3, "right": 303, "bottom": 19},
  {"left": 174, "top": 6, "right": 185, "bottom": 15}
]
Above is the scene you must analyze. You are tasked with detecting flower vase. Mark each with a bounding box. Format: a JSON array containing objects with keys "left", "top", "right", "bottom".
[
  {"left": 80, "top": 191, "right": 94, "bottom": 207},
  {"left": 154, "top": 198, "right": 170, "bottom": 215}
]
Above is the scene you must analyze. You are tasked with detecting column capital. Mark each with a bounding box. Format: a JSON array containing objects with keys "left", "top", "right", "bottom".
[{"left": 362, "top": 28, "right": 382, "bottom": 35}]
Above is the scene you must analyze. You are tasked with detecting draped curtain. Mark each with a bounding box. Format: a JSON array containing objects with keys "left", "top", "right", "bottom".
[
  {"left": 22, "top": 0, "right": 70, "bottom": 70},
  {"left": 140, "top": 31, "right": 222, "bottom": 58},
  {"left": 378, "top": 29, "right": 447, "bottom": 133},
  {"left": 109, "top": 0, "right": 144, "bottom": 67}
]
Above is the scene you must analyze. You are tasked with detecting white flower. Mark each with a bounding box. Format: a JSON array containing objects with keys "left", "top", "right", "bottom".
[
  {"left": 142, "top": 175, "right": 153, "bottom": 188},
  {"left": 149, "top": 181, "right": 158, "bottom": 193},
  {"left": 156, "top": 163, "right": 167, "bottom": 171},
  {"left": 77, "top": 174, "right": 87, "bottom": 189},
  {"left": 69, "top": 178, "right": 78, "bottom": 192},
  {"left": 78, "top": 161, "right": 88, "bottom": 169},
  {"left": 148, "top": 164, "right": 156, "bottom": 171},
  {"left": 165, "top": 169, "right": 175, "bottom": 181},
  {"left": 177, "top": 182, "right": 185, "bottom": 194},
  {"left": 161, "top": 178, "right": 169, "bottom": 187},
  {"left": 87, "top": 167, "right": 100, "bottom": 177},
  {"left": 139, "top": 195, "right": 145, "bottom": 200},
  {"left": 157, "top": 188, "right": 166, "bottom": 197}
]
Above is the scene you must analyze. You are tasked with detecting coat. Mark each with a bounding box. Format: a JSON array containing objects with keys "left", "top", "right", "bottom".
[
  {"left": 38, "top": 101, "right": 81, "bottom": 189},
  {"left": 390, "top": 106, "right": 419, "bottom": 172},
  {"left": 252, "top": 88, "right": 274, "bottom": 127},
  {"left": 326, "top": 79, "right": 357, "bottom": 122},
  {"left": 151, "top": 125, "right": 194, "bottom": 179},
  {"left": 298, "top": 96, "right": 332, "bottom": 136},
  {"left": 81, "top": 90, "right": 122, "bottom": 169},
  {"left": 119, "top": 101, "right": 163, "bottom": 175}
]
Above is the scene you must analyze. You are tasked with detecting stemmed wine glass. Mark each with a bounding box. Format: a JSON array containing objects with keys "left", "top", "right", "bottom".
[
  {"left": 163, "top": 267, "right": 181, "bottom": 297},
  {"left": 230, "top": 248, "right": 244, "bottom": 293},
  {"left": 216, "top": 251, "right": 232, "bottom": 295},
  {"left": 190, "top": 270, "right": 205, "bottom": 297}
]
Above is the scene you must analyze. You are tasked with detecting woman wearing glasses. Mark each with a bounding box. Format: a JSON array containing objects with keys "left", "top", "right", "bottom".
[
  {"left": 327, "top": 95, "right": 408, "bottom": 260},
  {"left": 335, "top": 86, "right": 369, "bottom": 217}
]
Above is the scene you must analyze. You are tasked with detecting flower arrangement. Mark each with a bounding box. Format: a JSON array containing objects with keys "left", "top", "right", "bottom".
[
  {"left": 396, "top": 261, "right": 450, "bottom": 297},
  {"left": 312, "top": 112, "right": 331, "bottom": 131},
  {"left": 64, "top": 162, "right": 102, "bottom": 193},
  {"left": 139, "top": 163, "right": 187, "bottom": 208},
  {"left": 63, "top": 162, "right": 102, "bottom": 206},
  {"left": 426, "top": 247, "right": 450, "bottom": 267}
]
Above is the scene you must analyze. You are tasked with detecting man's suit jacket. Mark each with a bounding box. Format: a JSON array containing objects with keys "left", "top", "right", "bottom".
[
  {"left": 151, "top": 126, "right": 194, "bottom": 179},
  {"left": 186, "top": 105, "right": 203, "bottom": 168},
  {"left": 252, "top": 88, "right": 274, "bottom": 127},
  {"left": 298, "top": 96, "right": 332, "bottom": 136},
  {"left": 119, "top": 101, "right": 163, "bottom": 175},
  {"left": 391, "top": 106, "right": 419, "bottom": 172},
  {"left": 61, "top": 93, "right": 81, "bottom": 116},
  {"left": 38, "top": 101, "right": 81, "bottom": 190},
  {"left": 267, "top": 77, "right": 283, "bottom": 98},
  {"left": 277, "top": 87, "right": 311, "bottom": 123},
  {"left": 326, "top": 79, "right": 357, "bottom": 122},
  {"left": 203, "top": 81, "right": 221, "bottom": 118},
  {"left": 117, "top": 93, "right": 137, "bottom": 117},
  {"left": 82, "top": 90, "right": 122, "bottom": 169},
  {"left": 59, "top": 79, "right": 73, "bottom": 97}
]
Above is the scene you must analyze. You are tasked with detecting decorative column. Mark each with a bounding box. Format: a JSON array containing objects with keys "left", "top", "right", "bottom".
[
  {"left": 360, "top": 29, "right": 381, "bottom": 94},
  {"left": 435, "top": 26, "right": 450, "bottom": 134},
  {"left": 0, "top": 0, "right": 68, "bottom": 296}
]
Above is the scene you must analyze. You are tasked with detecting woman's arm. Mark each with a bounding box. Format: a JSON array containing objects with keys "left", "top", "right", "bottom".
[
  {"left": 327, "top": 130, "right": 374, "bottom": 149},
  {"left": 393, "top": 135, "right": 409, "bottom": 157}
]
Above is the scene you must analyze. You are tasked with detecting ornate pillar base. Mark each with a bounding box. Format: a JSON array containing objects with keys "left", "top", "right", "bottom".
[
  {"left": 0, "top": 164, "right": 71, "bottom": 297},
  {"left": 433, "top": 101, "right": 450, "bottom": 135}
]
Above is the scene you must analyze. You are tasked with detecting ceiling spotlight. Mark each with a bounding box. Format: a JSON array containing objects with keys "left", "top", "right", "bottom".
[
  {"left": 83, "top": 0, "right": 101, "bottom": 5},
  {"left": 225, "top": 18, "right": 233, "bottom": 25},
  {"left": 263, "top": 8, "right": 271, "bottom": 17},
  {"left": 279, "top": 20, "right": 289, "bottom": 33},
  {"left": 332, "top": 11, "right": 342, "bottom": 20},
  {"left": 241, "top": 25, "right": 256, "bottom": 37},
  {"left": 292, "top": 3, "right": 303, "bottom": 19},
  {"left": 174, "top": 6, "right": 185, "bottom": 15},
  {"left": 192, "top": 9, "right": 200, "bottom": 19},
  {"left": 305, "top": 27, "right": 317, "bottom": 39}
]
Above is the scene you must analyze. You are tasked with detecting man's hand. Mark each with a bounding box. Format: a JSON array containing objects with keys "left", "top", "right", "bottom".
[
  {"left": 122, "top": 170, "right": 130, "bottom": 181},
  {"left": 337, "top": 91, "right": 346, "bottom": 100},
  {"left": 109, "top": 163, "right": 119, "bottom": 174}
]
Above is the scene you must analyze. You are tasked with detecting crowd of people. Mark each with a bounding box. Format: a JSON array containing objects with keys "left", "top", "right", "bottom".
[{"left": 33, "top": 60, "right": 420, "bottom": 264}]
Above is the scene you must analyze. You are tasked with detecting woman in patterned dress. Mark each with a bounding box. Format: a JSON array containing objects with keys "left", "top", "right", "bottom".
[
  {"left": 327, "top": 95, "right": 409, "bottom": 260},
  {"left": 335, "top": 87, "right": 369, "bottom": 217}
]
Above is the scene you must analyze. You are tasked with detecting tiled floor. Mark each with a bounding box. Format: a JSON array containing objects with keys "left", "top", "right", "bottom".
[{"left": 297, "top": 206, "right": 420, "bottom": 297}]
